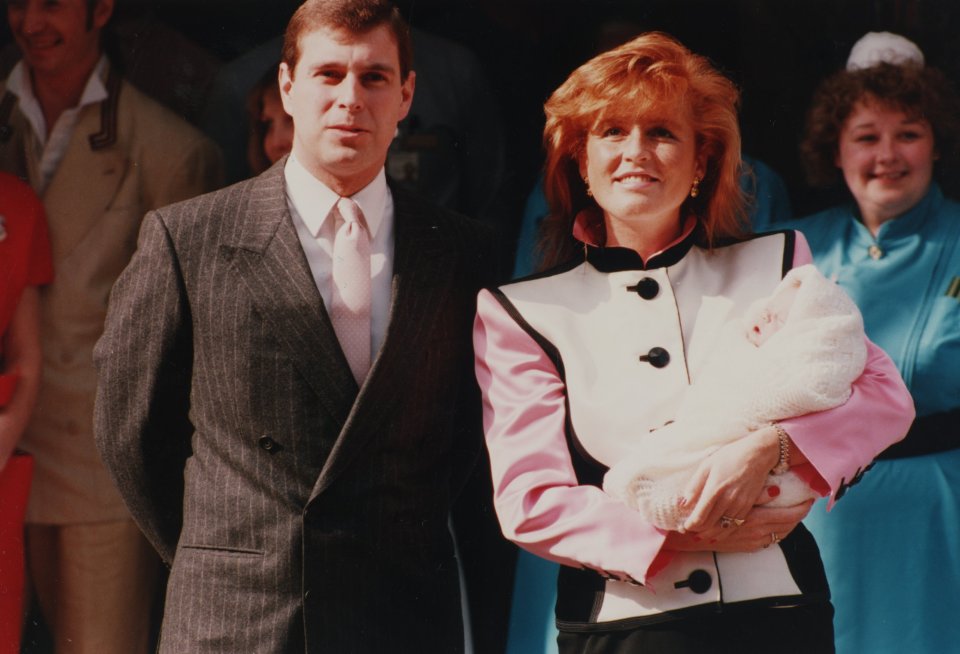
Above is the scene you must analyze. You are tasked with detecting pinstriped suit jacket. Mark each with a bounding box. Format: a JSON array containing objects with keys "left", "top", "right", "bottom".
[{"left": 93, "top": 158, "right": 494, "bottom": 653}]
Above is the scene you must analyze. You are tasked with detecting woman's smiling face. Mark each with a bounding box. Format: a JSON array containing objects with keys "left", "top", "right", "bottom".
[
  {"left": 580, "top": 101, "right": 702, "bottom": 251},
  {"left": 837, "top": 98, "right": 937, "bottom": 231}
]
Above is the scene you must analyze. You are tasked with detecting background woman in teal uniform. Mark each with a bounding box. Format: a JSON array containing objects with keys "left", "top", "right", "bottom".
[{"left": 793, "top": 32, "right": 960, "bottom": 653}]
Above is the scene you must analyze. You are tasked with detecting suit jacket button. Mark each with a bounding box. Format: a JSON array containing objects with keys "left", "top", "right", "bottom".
[
  {"left": 258, "top": 436, "right": 282, "bottom": 454},
  {"left": 674, "top": 569, "right": 712, "bottom": 594},
  {"left": 639, "top": 347, "right": 670, "bottom": 368}
]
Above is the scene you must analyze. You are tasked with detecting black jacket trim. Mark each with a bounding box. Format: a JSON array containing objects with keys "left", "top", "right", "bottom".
[
  {"left": 487, "top": 288, "right": 608, "bottom": 484},
  {"left": 88, "top": 65, "right": 122, "bottom": 151},
  {"left": 877, "top": 408, "right": 960, "bottom": 459}
]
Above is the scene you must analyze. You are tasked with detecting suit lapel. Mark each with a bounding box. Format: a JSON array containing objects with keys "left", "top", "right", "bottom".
[
  {"left": 310, "top": 185, "right": 457, "bottom": 500},
  {"left": 222, "top": 161, "right": 358, "bottom": 427},
  {"left": 42, "top": 106, "right": 127, "bottom": 262}
]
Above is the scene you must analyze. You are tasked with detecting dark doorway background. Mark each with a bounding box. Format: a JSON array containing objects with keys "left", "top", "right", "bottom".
[{"left": 5, "top": 0, "right": 959, "bottom": 235}]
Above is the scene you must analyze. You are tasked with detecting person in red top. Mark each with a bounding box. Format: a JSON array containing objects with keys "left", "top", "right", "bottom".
[{"left": 0, "top": 171, "right": 52, "bottom": 654}]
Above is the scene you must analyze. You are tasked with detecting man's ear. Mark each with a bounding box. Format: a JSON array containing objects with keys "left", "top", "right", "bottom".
[
  {"left": 92, "top": 0, "right": 115, "bottom": 31},
  {"left": 397, "top": 70, "right": 416, "bottom": 122},
  {"left": 278, "top": 62, "right": 294, "bottom": 113}
]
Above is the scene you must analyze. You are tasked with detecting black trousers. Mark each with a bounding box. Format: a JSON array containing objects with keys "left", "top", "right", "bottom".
[{"left": 557, "top": 602, "right": 835, "bottom": 654}]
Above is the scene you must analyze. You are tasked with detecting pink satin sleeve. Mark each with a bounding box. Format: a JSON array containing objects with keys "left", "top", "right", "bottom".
[
  {"left": 473, "top": 289, "right": 668, "bottom": 584},
  {"left": 780, "top": 232, "right": 915, "bottom": 508}
]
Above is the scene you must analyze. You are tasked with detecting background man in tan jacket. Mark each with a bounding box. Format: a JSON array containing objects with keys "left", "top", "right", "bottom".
[{"left": 0, "top": 0, "right": 222, "bottom": 651}]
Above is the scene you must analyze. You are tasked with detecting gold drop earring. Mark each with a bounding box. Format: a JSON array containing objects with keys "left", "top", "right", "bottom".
[
  {"left": 584, "top": 177, "right": 593, "bottom": 197},
  {"left": 689, "top": 177, "right": 701, "bottom": 198}
]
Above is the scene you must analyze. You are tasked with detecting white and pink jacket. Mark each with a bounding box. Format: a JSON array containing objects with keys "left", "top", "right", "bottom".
[{"left": 473, "top": 225, "right": 914, "bottom": 630}]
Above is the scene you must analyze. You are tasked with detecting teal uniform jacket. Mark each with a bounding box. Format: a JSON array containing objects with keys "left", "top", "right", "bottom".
[
  {"left": 789, "top": 183, "right": 960, "bottom": 654},
  {"left": 789, "top": 184, "right": 960, "bottom": 424}
]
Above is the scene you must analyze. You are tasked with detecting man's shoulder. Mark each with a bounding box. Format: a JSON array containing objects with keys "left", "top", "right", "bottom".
[
  {"left": 391, "top": 182, "right": 492, "bottom": 244},
  {"left": 159, "top": 171, "right": 270, "bottom": 217}
]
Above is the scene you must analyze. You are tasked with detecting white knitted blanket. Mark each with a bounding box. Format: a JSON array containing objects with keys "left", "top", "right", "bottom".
[{"left": 603, "top": 265, "right": 867, "bottom": 530}]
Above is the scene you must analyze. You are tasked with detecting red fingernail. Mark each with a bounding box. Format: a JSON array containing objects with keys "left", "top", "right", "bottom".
[
  {"left": 767, "top": 486, "right": 781, "bottom": 498},
  {"left": 678, "top": 497, "right": 688, "bottom": 507}
]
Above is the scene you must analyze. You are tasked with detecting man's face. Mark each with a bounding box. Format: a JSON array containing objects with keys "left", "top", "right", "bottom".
[
  {"left": 7, "top": 0, "right": 111, "bottom": 78},
  {"left": 279, "top": 24, "right": 415, "bottom": 195}
]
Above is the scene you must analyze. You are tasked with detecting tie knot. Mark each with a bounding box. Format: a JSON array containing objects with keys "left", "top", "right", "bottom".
[{"left": 337, "top": 197, "right": 365, "bottom": 229}]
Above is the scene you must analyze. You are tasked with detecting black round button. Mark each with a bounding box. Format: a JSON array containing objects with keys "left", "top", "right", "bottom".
[
  {"left": 633, "top": 277, "right": 660, "bottom": 300},
  {"left": 258, "top": 436, "right": 282, "bottom": 454},
  {"left": 682, "top": 569, "right": 713, "bottom": 594},
  {"left": 639, "top": 347, "right": 670, "bottom": 368}
]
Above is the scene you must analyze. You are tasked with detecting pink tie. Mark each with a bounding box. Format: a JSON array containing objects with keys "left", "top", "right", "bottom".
[{"left": 330, "top": 197, "right": 371, "bottom": 384}]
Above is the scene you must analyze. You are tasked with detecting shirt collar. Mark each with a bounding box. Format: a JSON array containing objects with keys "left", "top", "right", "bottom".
[
  {"left": 284, "top": 153, "right": 388, "bottom": 238},
  {"left": 7, "top": 55, "right": 109, "bottom": 143},
  {"left": 873, "top": 182, "right": 942, "bottom": 240},
  {"left": 572, "top": 206, "right": 699, "bottom": 271}
]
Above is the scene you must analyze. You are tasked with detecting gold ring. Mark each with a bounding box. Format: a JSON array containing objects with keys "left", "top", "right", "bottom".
[
  {"left": 720, "top": 516, "right": 745, "bottom": 529},
  {"left": 771, "top": 532, "right": 781, "bottom": 544}
]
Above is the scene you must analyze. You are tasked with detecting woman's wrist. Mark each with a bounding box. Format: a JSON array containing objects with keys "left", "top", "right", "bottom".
[{"left": 770, "top": 423, "right": 791, "bottom": 474}]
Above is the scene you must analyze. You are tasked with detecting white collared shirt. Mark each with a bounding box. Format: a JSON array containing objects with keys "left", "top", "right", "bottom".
[
  {"left": 284, "top": 153, "right": 395, "bottom": 358},
  {"left": 7, "top": 56, "right": 109, "bottom": 193}
]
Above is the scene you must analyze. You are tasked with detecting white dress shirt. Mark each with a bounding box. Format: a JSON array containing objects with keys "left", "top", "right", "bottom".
[
  {"left": 284, "top": 153, "right": 395, "bottom": 359},
  {"left": 7, "top": 56, "right": 109, "bottom": 193}
]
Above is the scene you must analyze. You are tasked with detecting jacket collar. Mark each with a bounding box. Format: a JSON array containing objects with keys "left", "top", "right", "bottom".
[
  {"left": 873, "top": 182, "right": 943, "bottom": 240},
  {"left": 0, "top": 56, "right": 121, "bottom": 151},
  {"left": 572, "top": 206, "right": 699, "bottom": 272}
]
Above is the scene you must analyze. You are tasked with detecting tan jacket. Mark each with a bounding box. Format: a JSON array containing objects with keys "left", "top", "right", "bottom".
[{"left": 0, "top": 64, "right": 223, "bottom": 523}]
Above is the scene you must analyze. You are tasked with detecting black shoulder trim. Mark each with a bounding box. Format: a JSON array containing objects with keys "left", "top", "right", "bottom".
[
  {"left": 712, "top": 229, "right": 796, "bottom": 279},
  {"left": 780, "top": 229, "right": 797, "bottom": 278},
  {"left": 89, "top": 66, "right": 122, "bottom": 151},
  {"left": 0, "top": 91, "right": 17, "bottom": 143},
  {"left": 488, "top": 288, "right": 566, "bottom": 381},
  {"left": 505, "top": 254, "right": 584, "bottom": 285},
  {"left": 487, "top": 288, "right": 608, "bottom": 484}
]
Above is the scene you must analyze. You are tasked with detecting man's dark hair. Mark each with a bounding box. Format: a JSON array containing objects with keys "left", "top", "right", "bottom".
[{"left": 281, "top": 0, "right": 413, "bottom": 81}]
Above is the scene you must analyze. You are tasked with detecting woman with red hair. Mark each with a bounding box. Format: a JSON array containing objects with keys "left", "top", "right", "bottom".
[{"left": 474, "top": 33, "right": 914, "bottom": 652}]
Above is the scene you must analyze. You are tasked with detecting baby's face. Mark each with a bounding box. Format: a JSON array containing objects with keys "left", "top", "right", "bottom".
[{"left": 747, "top": 281, "right": 800, "bottom": 346}]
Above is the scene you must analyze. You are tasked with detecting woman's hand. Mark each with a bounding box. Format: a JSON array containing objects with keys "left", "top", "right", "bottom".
[
  {"left": 678, "top": 425, "right": 781, "bottom": 534},
  {"left": 664, "top": 500, "right": 814, "bottom": 553}
]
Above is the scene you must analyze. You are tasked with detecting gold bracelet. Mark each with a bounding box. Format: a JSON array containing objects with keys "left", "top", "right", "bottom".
[{"left": 770, "top": 423, "right": 791, "bottom": 475}]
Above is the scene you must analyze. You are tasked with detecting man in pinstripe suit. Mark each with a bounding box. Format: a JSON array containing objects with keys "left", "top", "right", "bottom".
[{"left": 92, "top": 1, "right": 496, "bottom": 651}]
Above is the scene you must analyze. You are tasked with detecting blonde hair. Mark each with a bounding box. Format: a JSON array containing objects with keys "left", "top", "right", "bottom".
[{"left": 539, "top": 32, "right": 746, "bottom": 268}]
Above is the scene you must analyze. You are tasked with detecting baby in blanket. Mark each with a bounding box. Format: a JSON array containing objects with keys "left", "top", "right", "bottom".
[{"left": 603, "top": 264, "right": 867, "bottom": 531}]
